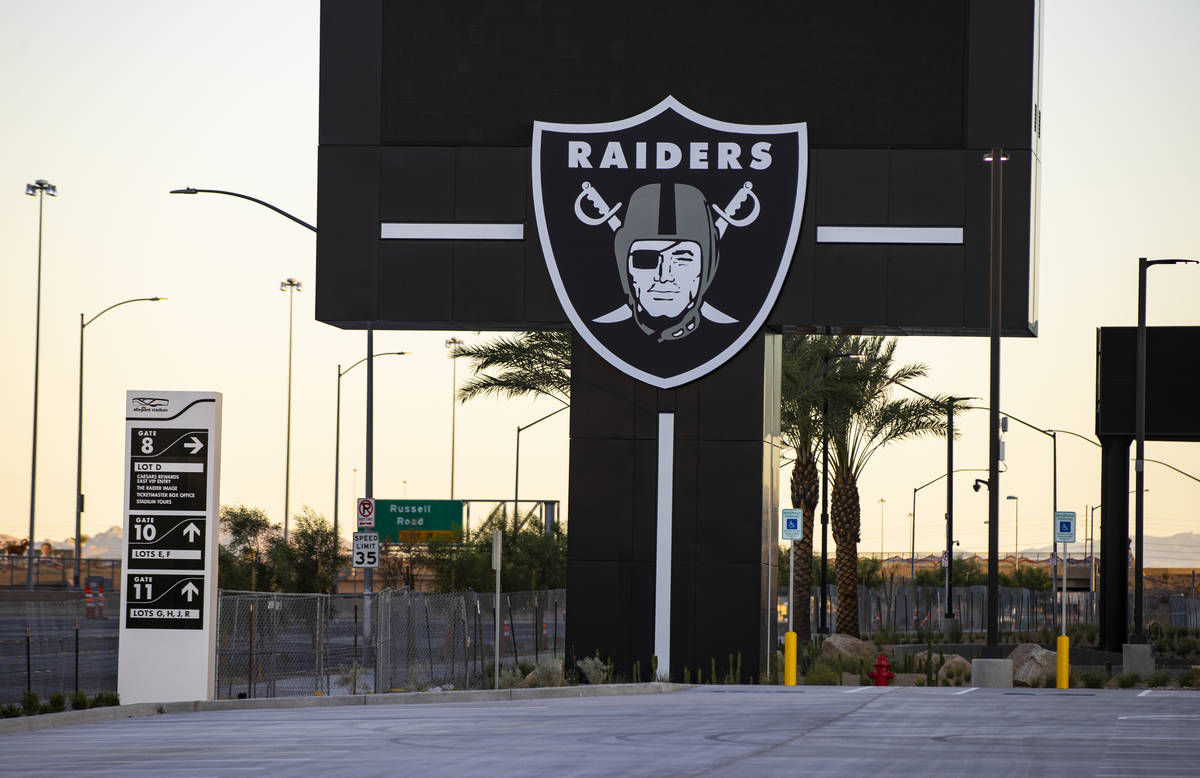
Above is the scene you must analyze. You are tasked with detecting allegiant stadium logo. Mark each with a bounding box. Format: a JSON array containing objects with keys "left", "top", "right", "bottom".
[{"left": 533, "top": 97, "right": 807, "bottom": 389}]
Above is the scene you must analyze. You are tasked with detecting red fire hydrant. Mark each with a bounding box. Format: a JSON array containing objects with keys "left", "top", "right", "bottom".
[{"left": 868, "top": 654, "right": 894, "bottom": 686}]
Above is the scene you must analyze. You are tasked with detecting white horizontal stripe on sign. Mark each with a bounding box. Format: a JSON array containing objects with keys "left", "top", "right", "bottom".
[
  {"left": 380, "top": 223, "right": 525, "bottom": 240},
  {"left": 816, "top": 226, "right": 964, "bottom": 244}
]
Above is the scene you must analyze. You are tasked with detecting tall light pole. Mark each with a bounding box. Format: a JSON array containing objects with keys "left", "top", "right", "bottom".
[
  {"left": 280, "top": 278, "right": 302, "bottom": 540},
  {"left": 911, "top": 467, "right": 989, "bottom": 581},
  {"left": 24, "top": 179, "right": 56, "bottom": 589},
  {"left": 445, "top": 337, "right": 465, "bottom": 499},
  {"left": 333, "top": 352, "right": 407, "bottom": 592},
  {"left": 1135, "top": 257, "right": 1197, "bottom": 643},
  {"left": 171, "top": 187, "right": 317, "bottom": 540},
  {"left": 878, "top": 498, "right": 885, "bottom": 558},
  {"left": 75, "top": 297, "right": 165, "bottom": 586},
  {"left": 514, "top": 405, "right": 569, "bottom": 531},
  {"left": 984, "top": 147, "right": 1007, "bottom": 650},
  {"left": 1006, "top": 495, "right": 1019, "bottom": 568}
]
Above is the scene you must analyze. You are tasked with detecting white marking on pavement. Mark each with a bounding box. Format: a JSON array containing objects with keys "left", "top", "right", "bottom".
[
  {"left": 1138, "top": 689, "right": 1153, "bottom": 697},
  {"left": 953, "top": 687, "right": 977, "bottom": 695},
  {"left": 843, "top": 686, "right": 897, "bottom": 693}
]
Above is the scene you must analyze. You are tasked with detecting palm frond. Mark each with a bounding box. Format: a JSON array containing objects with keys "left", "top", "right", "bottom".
[{"left": 452, "top": 331, "right": 571, "bottom": 406}]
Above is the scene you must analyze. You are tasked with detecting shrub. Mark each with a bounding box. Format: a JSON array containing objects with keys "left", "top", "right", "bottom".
[
  {"left": 804, "top": 658, "right": 842, "bottom": 686},
  {"left": 1078, "top": 668, "right": 1108, "bottom": 689},
  {"left": 48, "top": 693, "right": 66, "bottom": 713},
  {"left": 20, "top": 691, "right": 40, "bottom": 716},
  {"left": 576, "top": 656, "right": 608, "bottom": 685},
  {"left": 1147, "top": 670, "right": 1172, "bottom": 688},
  {"left": 70, "top": 691, "right": 89, "bottom": 710},
  {"left": 1, "top": 704, "right": 22, "bottom": 718},
  {"left": 90, "top": 691, "right": 120, "bottom": 708},
  {"left": 1116, "top": 672, "right": 1140, "bottom": 689},
  {"left": 521, "top": 658, "right": 565, "bottom": 688}
]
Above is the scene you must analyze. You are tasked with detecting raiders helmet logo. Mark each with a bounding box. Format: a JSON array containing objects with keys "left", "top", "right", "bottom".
[{"left": 533, "top": 97, "right": 807, "bottom": 388}]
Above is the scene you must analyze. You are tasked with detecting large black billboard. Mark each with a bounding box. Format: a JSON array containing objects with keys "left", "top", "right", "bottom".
[{"left": 317, "top": 0, "right": 1041, "bottom": 338}]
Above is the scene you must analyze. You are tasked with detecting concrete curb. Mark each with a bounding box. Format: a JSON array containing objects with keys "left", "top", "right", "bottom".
[
  {"left": 2, "top": 683, "right": 689, "bottom": 734},
  {"left": 0, "top": 703, "right": 164, "bottom": 734}
]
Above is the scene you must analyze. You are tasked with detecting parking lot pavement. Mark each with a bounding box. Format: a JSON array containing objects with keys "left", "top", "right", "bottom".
[{"left": 4, "top": 685, "right": 1200, "bottom": 776}]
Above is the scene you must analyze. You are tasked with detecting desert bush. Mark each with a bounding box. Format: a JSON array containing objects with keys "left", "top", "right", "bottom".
[
  {"left": 48, "top": 693, "right": 66, "bottom": 713},
  {"left": 20, "top": 691, "right": 39, "bottom": 716},
  {"left": 1116, "top": 672, "right": 1140, "bottom": 689},
  {"left": 1147, "top": 670, "right": 1172, "bottom": 688},
  {"left": 90, "top": 691, "right": 120, "bottom": 708},
  {"left": 1078, "top": 668, "right": 1108, "bottom": 689},
  {"left": 576, "top": 656, "right": 608, "bottom": 685},
  {"left": 0, "top": 704, "right": 21, "bottom": 718},
  {"left": 70, "top": 691, "right": 89, "bottom": 710}
]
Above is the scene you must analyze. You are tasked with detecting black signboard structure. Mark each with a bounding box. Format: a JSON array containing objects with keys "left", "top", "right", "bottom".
[{"left": 316, "top": 0, "right": 1043, "bottom": 679}]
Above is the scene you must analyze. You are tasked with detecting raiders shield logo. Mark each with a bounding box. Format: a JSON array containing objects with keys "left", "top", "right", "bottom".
[{"left": 533, "top": 96, "right": 807, "bottom": 389}]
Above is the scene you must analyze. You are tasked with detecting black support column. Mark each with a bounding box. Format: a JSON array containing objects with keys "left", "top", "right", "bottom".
[
  {"left": 566, "top": 332, "right": 781, "bottom": 681},
  {"left": 1099, "top": 435, "right": 1131, "bottom": 653}
]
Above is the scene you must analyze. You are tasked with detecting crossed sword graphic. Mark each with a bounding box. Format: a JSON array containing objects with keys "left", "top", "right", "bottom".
[{"left": 575, "top": 181, "right": 760, "bottom": 325}]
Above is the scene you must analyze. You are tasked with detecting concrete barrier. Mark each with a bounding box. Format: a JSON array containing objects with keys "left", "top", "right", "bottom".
[
  {"left": 971, "top": 658, "right": 1013, "bottom": 688},
  {"left": 1122, "top": 644, "right": 1154, "bottom": 678},
  {"left": 0, "top": 703, "right": 163, "bottom": 734}
]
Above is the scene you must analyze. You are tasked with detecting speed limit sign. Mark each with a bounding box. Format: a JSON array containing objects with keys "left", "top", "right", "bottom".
[
  {"left": 356, "top": 498, "right": 375, "bottom": 530},
  {"left": 352, "top": 532, "right": 379, "bottom": 568}
]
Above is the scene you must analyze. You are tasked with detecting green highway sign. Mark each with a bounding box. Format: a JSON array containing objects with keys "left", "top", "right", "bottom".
[{"left": 375, "top": 499, "right": 464, "bottom": 543}]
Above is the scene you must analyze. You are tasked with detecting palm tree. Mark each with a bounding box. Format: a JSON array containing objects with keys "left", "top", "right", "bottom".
[
  {"left": 450, "top": 331, "right": 571, "bottom": 406},
  {"left": 780, "top": 334, "right": 861, "bottom": 638},
  {"left": 824, "top": 337, "right": 957, "bottom": 637}
]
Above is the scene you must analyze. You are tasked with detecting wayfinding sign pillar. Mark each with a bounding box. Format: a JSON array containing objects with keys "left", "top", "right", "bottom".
[{"left": 118, "top": 391, "right": 222, "bottom": 704}]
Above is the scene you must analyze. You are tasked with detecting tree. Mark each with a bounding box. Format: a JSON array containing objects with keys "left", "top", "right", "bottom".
[
  {"left": 218, "top": 504, "right": 279, "bottom": 591},
  {"left": 271, "top": 508, "right": 344, "bottom": 594},
  {"left": 825, "top": 337, "right": 957, "bottom": 637},
  {"left": 414, "top": 506, "right": 566, "bottom": 593},
  {"left": 780, "top": 334, "right": 871, "bottom": 637},
  {"left": 450, "top": 331, "right": 571, "bottom": 406}
]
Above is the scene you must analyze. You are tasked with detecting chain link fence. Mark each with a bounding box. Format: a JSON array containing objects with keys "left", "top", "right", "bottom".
[
  {"left": 0, "top": 598, "right": 120, "bottom": 705},
  {"left": 215, "top": 589, "right": 566, "bottom": 698},
  {"left": 0, "top": 556, "right": 121, "bottom": 589}
]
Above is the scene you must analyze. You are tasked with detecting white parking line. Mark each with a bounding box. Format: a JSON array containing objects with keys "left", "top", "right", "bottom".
[
  {"left": 1138, "top": 689, "right": 1153, "bottom": 697},
  {"left": 953, "top": 687, "right": 978, "bottom": 695},
  {"left": 843, "top": 686, "right": 897, "bottom": 694}
]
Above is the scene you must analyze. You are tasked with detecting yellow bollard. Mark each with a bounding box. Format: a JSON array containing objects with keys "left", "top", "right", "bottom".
[
  {"left": 784, "top": 631, "right": 797, "bottom": 686},
  {"left": 1056, "top": 634, "right": 1070, "bottom": 689}
]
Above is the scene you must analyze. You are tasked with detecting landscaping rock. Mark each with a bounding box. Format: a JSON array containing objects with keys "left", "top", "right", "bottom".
[
  {"left": 820, "top": 634, "right": 877, "bottom": 663},
  {"left": 1009, "top": 643, "right": 1057, "bottom": 687},
  {"left": 938, "top": 654, "right": 972, "bottom": 685}
]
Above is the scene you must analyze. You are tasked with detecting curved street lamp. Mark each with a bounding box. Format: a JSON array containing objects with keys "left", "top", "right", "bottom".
[
  {"left": 25, "top": 179, "right": 57, "bottom": 589},
  {"left": 332, "top": 351, "right": 407, "bottom": 592},
  {"left": 75, "top": 297, "right": 165, "bottom": 586},
  {"left": 169, "top": 188, "right": 316, "bottom": 233},
  {"left": 280, "top": 278, "right": 303, "bottom": 541}
]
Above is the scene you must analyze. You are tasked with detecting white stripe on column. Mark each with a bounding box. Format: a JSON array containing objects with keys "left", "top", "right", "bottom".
[
  {"left": 655, "top": 412, "right": 674, "bottom": 678},
  {"left": 380, "top": 223, "right": 525, "bottom": 240},
  {"left": 815, "top": 226, "right": 963, "bottom": 244}
]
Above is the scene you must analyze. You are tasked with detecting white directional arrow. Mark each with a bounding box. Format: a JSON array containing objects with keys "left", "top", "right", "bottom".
[
  {"left": 184, "top": 436, "right": 204, "bottom": 455},
  {"left": 181, "top": 581, "right": 200, "bottom": 602},
  {"left": 182, "top": 522, "right": 201, "bottom": 542}
]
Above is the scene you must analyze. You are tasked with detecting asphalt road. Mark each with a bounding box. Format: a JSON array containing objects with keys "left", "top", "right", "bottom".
[{"left": 4, "top": 685, "right": 1200, "bottom": 776}]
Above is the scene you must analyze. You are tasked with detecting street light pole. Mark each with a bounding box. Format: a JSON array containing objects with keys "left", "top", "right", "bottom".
[
  {"left": 1006, "top": 495, "right": 1019, "bottom": 568},
  {"left": 514, "top": 405, "right": 569, "bottom": 532},
  {"left": 445, "top": 338, "right": 465, "bottom": 499},
  {"left": 984, "top": 147, "right": 1007, "bottom": 650},
  {"left": 1135, "top": 257, "right": 1197, "bottom": 643},
  {"left": 878, "top": 498, "right": 885, "bottom": 558},
  {"left": 280, "top": 278, "right": 302, "bottom": 541},
  {"left": 333, "top": 352, "right": 406, "bottom": 592},
  {"left": 74, "top": 297, "right": 164, "bottom": 586},
  {"left": 24, "top": 179, "right": 56, "bottom": 589}
]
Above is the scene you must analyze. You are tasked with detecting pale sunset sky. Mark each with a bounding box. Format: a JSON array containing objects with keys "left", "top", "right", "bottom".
[{"left": 1, "top": 1, "right": 1198, "bottom": 562}]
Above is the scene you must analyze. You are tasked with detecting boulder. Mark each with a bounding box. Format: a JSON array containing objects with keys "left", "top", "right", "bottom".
[
  {"left": 938, "top": 654, "right": 972, "bottom": 685},
  {"left": 1009, "top": 643, "right": 1057, "bottom": 687},
  {"left": 820, "top": 634, "right": 878, "bottom": 663},
  {"left": 910, "top": 651, "right": 971, "bottom": 684}
]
